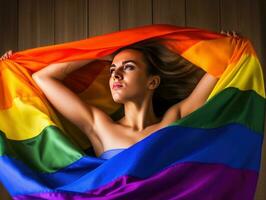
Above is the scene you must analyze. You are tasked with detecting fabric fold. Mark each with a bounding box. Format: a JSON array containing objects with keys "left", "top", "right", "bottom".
[{"left": 0, "top": 24, "right": 265, "bottom": 200}]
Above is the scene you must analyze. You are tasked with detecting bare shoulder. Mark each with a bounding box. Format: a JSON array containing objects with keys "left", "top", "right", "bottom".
[
  {"left": 82, "top": 104, "right": 117, "bottom": 150},
  {"left": 83, "top": 104, "right": 115, "bottom": 135}
]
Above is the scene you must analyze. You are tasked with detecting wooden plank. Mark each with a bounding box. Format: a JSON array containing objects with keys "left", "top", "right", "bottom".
[
  {"left": 0, "top": 0, "right": 18, "bottom": 55},
  {"left": 221, "top": 1, "right": 265, "bottom": 199},
  {"left": 153, "top": 0, "right": 186, "bottom": 26},
  {"left": 221, "top": 0, "right": 263, "bottom": 64},
  {"left": 220, "top": 0, "right": 238, "bottom": 31},
  {"left": 120, "top": 0, "right": 152, "bottom": 30},
  {"left": 238, "top": 0, "right": 262, "bottom": 60},
  {"left": 0, "top": 183, "right": 12, "bottom": 200},
  {"left": 55, "top": 0, "right": 87, "bottom": 43},
  {"left": 18, "top": 0, "right": 54, "bottom": 50},
  {"left": 251, "top": 0, "right": 264, "bottom": 70},
  {"left": 186, "top": 0, "right": 220, "bottom": 31},
  {"left": 88, "top": 0, "right": 119, "bottom": 37},
  {"left": 255, "top": 118, "right": 266, "bottom": 200},
  {"left": 254, "top": 2, "right": 266, "bottom": 200},
  {"left": 259, "top": 0, "right": 266, "bottom": 73}
]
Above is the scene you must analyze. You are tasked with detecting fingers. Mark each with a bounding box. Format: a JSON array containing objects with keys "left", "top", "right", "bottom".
[
  {"left": 220, "top": 30, "right": 226, "bottom": 34},
  {"left": 0, "top": 50, "right": 13, "bottom": 61},
  {"left": 220, "top": 30, "right": 241, "bottom": 38},
  {"left": 7, "top": 50, "right": 13, "bottom": 56}
]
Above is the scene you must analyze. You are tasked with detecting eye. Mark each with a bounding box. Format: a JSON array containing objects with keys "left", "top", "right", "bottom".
[
  {"left": 109, "top": 68, "right": 114, "bottom": 74},
  {"left": 124, "top": 64, "right": 134, "bottom": 70}
]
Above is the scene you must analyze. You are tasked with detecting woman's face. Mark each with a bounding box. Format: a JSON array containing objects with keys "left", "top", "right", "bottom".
[{"left": 109, "top": 49, "right": 153, "bottom": 104}]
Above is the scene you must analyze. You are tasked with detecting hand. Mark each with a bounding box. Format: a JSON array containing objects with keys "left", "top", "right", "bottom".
[
  {"left": 220, "top": 30, "right": 241, "bottom": 38},
  {"left": 0, "top": 50, "right": 13, "bottom": 61}
]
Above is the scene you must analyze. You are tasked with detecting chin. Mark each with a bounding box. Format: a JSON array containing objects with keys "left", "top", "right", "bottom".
[
  {"left": 112, "top": 95, "right": 125, "bottom": 104},
  {"left": 113, "top": 99, "right": 125, "bottom": 104}
]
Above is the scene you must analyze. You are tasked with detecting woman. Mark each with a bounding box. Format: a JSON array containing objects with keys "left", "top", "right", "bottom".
[{"left": 1, "top": 38, "right": 220, "bottom": 160}]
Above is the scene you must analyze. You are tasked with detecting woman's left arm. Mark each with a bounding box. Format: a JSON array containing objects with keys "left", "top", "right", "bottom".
[
  {"left": 174, "top": 30, "right": 239, "bottom": 119},
  {"left": 161, "top": 72, "right": 219, "bottom": 124},
  {"left": 179, "top": 72, "right": 219, "bottom": 118}
]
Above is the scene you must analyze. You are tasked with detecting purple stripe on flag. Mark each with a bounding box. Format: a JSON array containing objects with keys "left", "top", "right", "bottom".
[{"left": 13, "top": 161, "right": 258, "bottom": 200}]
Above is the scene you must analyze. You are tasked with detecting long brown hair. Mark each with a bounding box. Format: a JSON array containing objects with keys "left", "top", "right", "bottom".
[{"left": 111, "top": 37, "right": 206, "bottom": 117}]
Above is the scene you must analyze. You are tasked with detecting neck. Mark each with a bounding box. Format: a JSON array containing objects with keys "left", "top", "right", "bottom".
[{"left": 119, "top": 95, "right": 161, "bottom": 132}]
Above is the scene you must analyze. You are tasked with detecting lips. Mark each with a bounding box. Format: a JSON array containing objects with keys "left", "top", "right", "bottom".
[{"left": 112, "top": 82, "right": 123, "bottom": 89}]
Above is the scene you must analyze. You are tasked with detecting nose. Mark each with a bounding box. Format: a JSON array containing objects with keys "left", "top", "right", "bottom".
[{"left": 112, "top": 70, "right": 122, "bottom": 80}]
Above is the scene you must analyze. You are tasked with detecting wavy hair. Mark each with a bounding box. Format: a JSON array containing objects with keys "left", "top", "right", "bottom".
[{"left": 111, "top": 37, "right": 206, "bottom": 117}]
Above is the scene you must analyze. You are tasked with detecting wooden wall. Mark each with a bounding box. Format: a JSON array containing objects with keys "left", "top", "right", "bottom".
[{"left": 0, "top": 0, "right": 265, "bottom": 199}]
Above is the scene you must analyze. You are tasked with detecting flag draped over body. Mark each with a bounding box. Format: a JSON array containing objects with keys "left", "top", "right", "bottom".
[{"left": 0, "top": 24, "right": 265, "bottom": 200}]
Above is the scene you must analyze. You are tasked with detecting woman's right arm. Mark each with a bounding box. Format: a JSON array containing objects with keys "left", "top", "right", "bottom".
[{"left": 31, "top": 56, "right": 114, "bottom": 140}]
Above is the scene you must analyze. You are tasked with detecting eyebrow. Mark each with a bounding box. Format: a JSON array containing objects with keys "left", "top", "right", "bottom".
[{"left": 110, "top": 60, "right": 138, "bottom": 68}]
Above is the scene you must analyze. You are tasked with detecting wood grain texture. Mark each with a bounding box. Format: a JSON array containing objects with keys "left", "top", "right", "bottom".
[
  {"left": 254, "top": 2, "right": 266, "bottom": 200},
  {"left": 0, "top": 0, "right": 18, "bottom": 54},
  {"left": 221, "top": 3, "right": 265, "bottom": 199},
  {"left": 120, "top": 0, "right": 152, "bottom": 29},
  {"left": 186, "top": 0, "right": 220, "bottom": 31},
  {"left": 255, "top": 118, "right": 266, "bottom": 200},
  {"left": 88, "top": 0, "right": 119, "bottom": 37},
  {"left": 0, "top": 0, "right": 265, "bottom": 199},
  {"left": 55, "top": 0, "right": 87, "bottom": 43},
  {"left": 153, "top": 0, "right": 186, "bottom": 26},
  {"left": 0, "top": 183, "right": 12, "bottom": 200},
  {"left": 18, "top": 0, "right": 54, "bottom": 50},
  {"left": 221, "top": 0, "right": 263, "bottom": 65},
  {"left": 259, "top": 0, "right": 266, "bottom": 73}
]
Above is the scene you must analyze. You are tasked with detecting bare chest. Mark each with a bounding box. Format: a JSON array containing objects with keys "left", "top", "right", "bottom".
[
  {"left": 93, "top": 123, "right": 165, "bottom": 157},
  {"left": 90, "top": 106, "right": 181, "bottom": 157}
]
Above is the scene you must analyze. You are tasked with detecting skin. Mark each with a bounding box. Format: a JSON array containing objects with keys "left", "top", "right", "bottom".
[
  {"left": 1, "top": 48, "right": 220, "bottom": 157},
  {"left": 109, "top": 49, "right": 162, "bottom": 131}
]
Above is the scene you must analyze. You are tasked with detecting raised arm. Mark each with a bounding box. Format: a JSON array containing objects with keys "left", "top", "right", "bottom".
[
  {"left": 31, "top": 55, "right": 114, "bottom": 140},
  {"left": 177, "top": 30, "right": 240, "bottom": 118},
  {"left": 159, "top": 71, "right": 219, "bottom": 127},
  {"left": 161, "top": 31, "right": 240, "bottom": 124},
  {"left": 179, "top": 72, "right": 219, "bottom": 118}
]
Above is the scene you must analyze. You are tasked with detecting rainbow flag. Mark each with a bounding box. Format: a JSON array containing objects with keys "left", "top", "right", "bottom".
[{"left": 0, "top": 24, "right": 265, "bottom": 199}]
